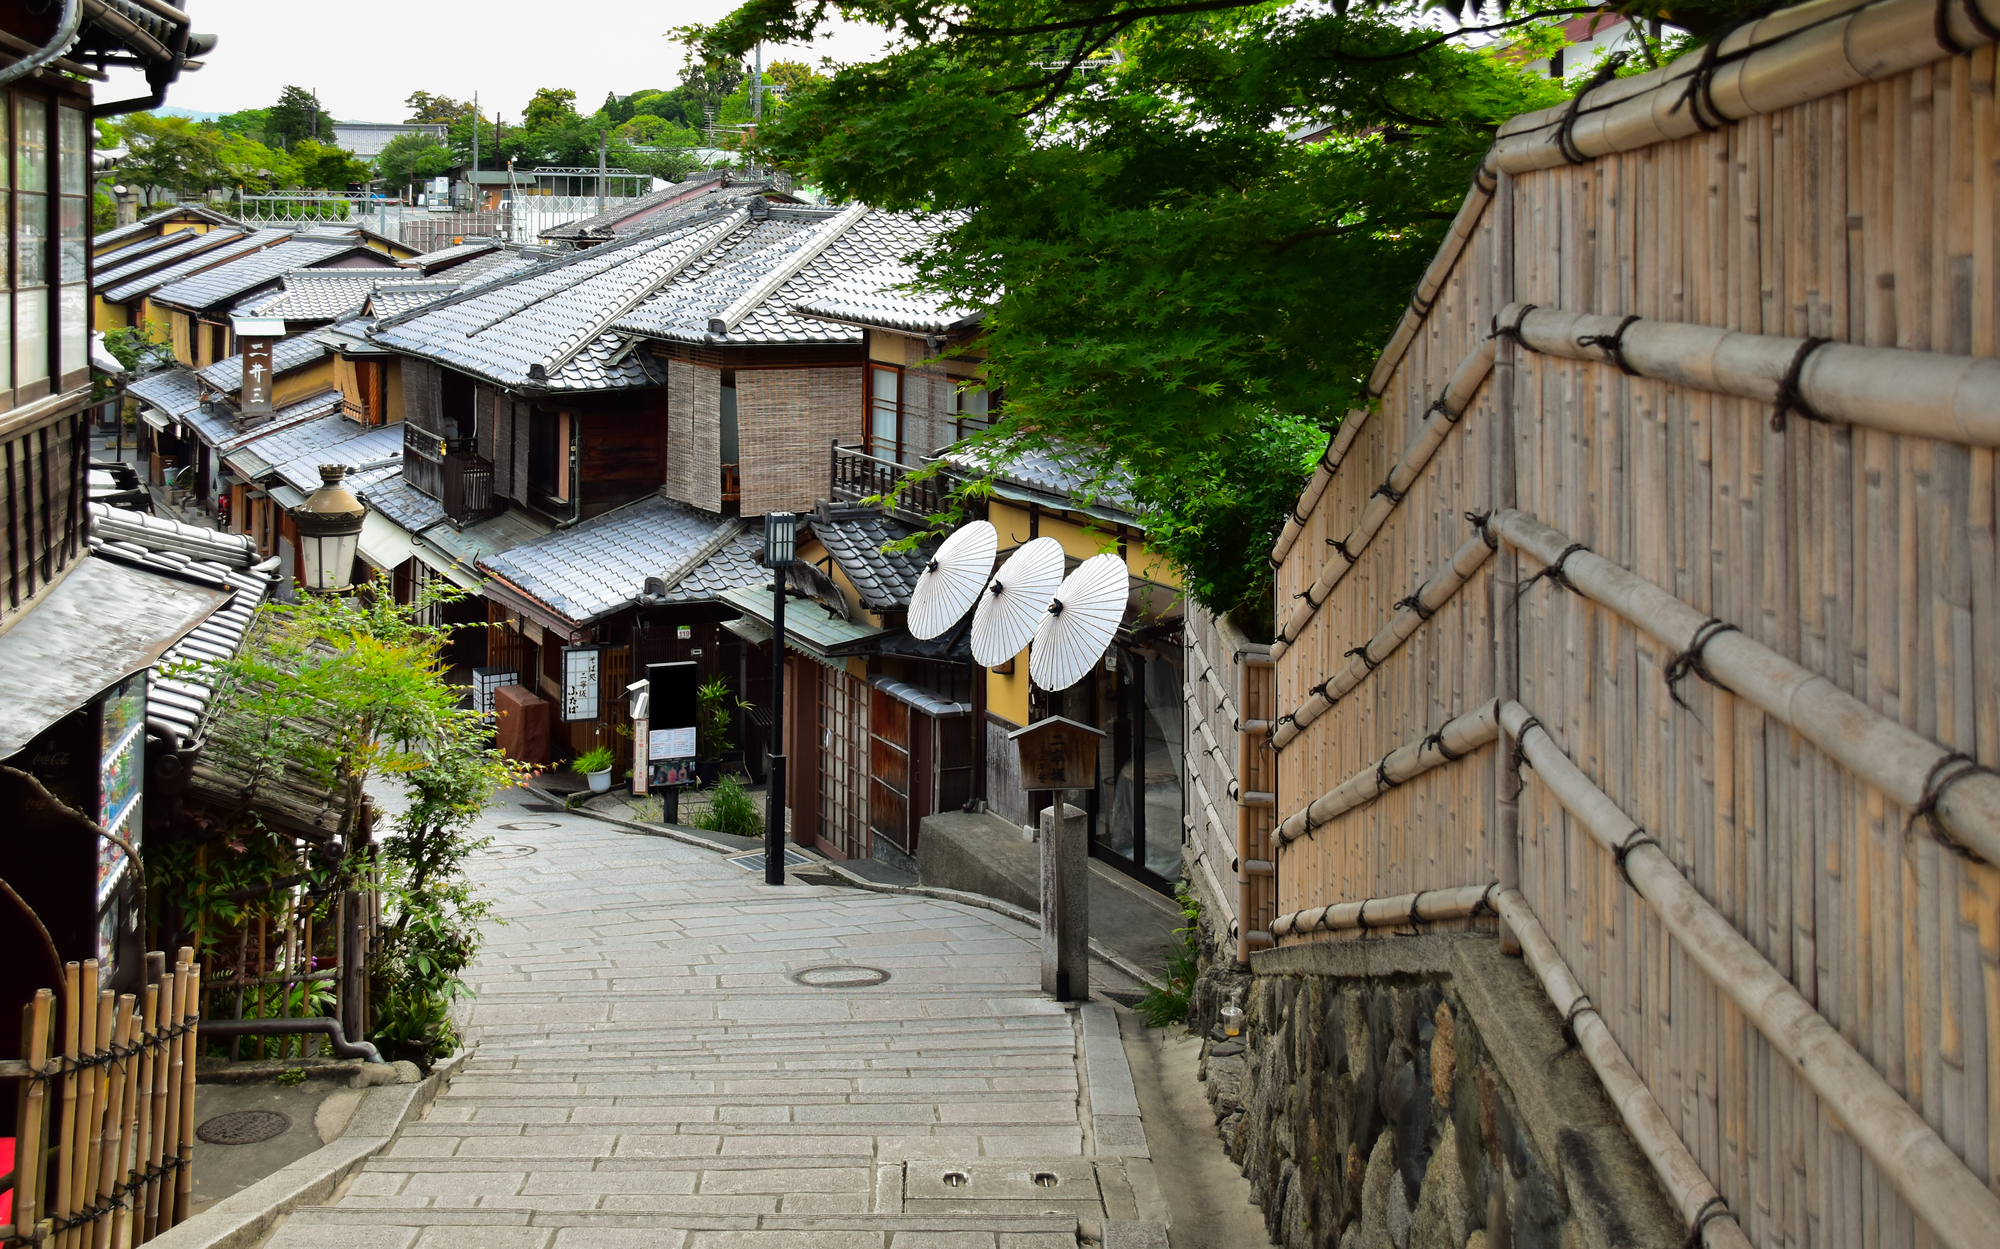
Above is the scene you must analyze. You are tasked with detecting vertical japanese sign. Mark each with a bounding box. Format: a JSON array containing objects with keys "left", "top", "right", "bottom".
[
  {"left": 561, "top": 646, "right": 602, "bottom": 722},
  {"left": 241, "top": 336, "right": 275, "bottom": 416}
]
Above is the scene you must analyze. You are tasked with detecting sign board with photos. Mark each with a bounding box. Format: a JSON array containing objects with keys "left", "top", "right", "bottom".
[
  {"left": 560, "top": 647, "right": 601, "bottom": 722},
  {"left": 645, "top": 661, "right": 699, "bottom": 789}
]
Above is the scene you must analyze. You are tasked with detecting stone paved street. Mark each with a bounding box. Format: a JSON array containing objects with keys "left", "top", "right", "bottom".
[{"left": 265, "top": 788, "right": 1171, "bottom": 1249}]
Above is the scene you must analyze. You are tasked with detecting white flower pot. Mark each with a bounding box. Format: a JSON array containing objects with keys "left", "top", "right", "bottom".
[{"left": 586, "top": 768, "right": 612, "bottom": 793}]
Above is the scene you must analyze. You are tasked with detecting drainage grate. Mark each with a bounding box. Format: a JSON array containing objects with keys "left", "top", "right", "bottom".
[
  {"left": 725, "top": 847, "right": 814, "bottom": 874},
  {"left": 196, "top": 1110, "right": 290, "bottom": 1145},
  {"left": 790, "top": 964, "right": 892, "bottom": 988}
]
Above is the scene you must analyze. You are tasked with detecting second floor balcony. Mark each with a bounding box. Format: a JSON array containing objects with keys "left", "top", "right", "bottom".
[
  {"left": 404, "top": 420, "right": 494, "bottom": 526},
  {"left": 830, "top": 443, "right": 948, "bottom": 527}
]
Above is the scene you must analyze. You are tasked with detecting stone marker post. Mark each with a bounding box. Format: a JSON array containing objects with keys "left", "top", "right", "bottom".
[{"left": 1040, "top": 794, "right": 1089, "bottom": 1001}]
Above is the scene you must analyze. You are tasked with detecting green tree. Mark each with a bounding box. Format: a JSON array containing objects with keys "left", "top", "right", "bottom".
[
  {"left": 523, "top": 86, "right": 579, "bottom": 131},
  {"left": 118, "top": 112, "right": 226, "bottom": 203},
  {"left": 289, "top": 137, "right": 372, "bottom": 190},
  {"left": 216, "top": 106, "right": 272, "bottom": 142},
  {"left": 763, "top": 59, "right": 825, "bottom": 99},
  {"left": 376, "top": 132, "right": 458, "bottom": 189},
  {"left": 404, "top": 90, "right": 471, "bottom": 123},
  {"left": 680, "top": 0, "right": 1595, "bottom": 617},
  {"left": 214, "top": 130, "right": 291, "bottom": 194},
  {"left": 265, "top": 84, "right": 326, "bottom": 149}
]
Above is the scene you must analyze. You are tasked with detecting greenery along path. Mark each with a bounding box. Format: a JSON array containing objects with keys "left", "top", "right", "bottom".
[{"left": 263, "top": 784, "right": 1170, "bottom": 1248}]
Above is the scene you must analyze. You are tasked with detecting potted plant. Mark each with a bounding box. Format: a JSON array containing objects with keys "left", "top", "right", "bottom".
[
  {"left": 571, "top": 744, "right": 617, "bottom": 793},
  {"left": 694, "top": 677, "right": 746, "bottom": 787}
]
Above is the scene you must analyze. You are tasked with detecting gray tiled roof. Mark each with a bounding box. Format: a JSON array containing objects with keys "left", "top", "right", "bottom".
[
  {"left": 665, "top": 532, "right": 767, "bottom": 603},
  {"left": 478, "top": 494, "right": 749, "bottom": 626},
  {"left": 359, "top": 476, "right": 447, "bottom": 533},
  {"left": 223, "top": 410, "right": 372, "bottom": 481},
  {"left": 373, "top": 209, "right": 747, "bottom": 393},
  {"left": 942, "top": 438, "right": 1137, "bottom": 514},
  {"left": 365, "top": 279, "right": 467, "bottom": 320},
  {"left": 242, "top": 270, "right": 417, "bottom": 323},
  {"left": 274, "top": 422, "right": 403, "bottom": 494},
  {"left": 614, "top": 207, "right": 940, "bottom": 347},
  {"left": 92, "top": 229, "right": 214, "bottom": 280},
  {"left": 183, "top": 390, "right": 343, "bottom": 454},
  {"left": 151, "top": 239, "right": 367, "bottom": 312},
  {"left": 85, "top": 502, "right": 276, "bottom": 750},
  {"left": 793, "top": 261, "right": 980, "bottom": 335},
  {"left": 197, "top": 334, "right": 331, "bottom": 393},
  {"left": 101, "top": 229, "right": 281, "bottom": 303},
  {"left": 809, "top": 504, "right": 934, "bottom": 611},
  {"left": 397, "top": 240, "right": 499, "bottom": 271},
  {"left": 93, "top": 204, "right": 246, "bottom": 250},
  {"left": 539, "top": 172, "right": 731, "bottom": 240},
  {"left": 128, "top": 368, "right": 204, "bottom": 420}
]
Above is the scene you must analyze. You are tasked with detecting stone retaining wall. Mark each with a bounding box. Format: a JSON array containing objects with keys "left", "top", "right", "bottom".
[{"left": 1187, "top": 930, "right": 1681, "bottom": 1249}]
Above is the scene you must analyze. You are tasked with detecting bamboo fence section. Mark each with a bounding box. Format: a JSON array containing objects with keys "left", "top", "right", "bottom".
[
  {"left": 1267, "top": 2, "right": 2000, "bottom": 1243},
  {"left": 1184, "top": 604, "right": 1279, "bottom": 958},
  {"left": 2, "top": 950, "right": 201, "bottom": 1248}
]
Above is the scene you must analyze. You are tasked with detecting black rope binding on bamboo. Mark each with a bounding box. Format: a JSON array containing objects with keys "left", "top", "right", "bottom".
[
  {"left": 1768, "top": 336, "right": 1835, "bottom": 431},
  {"left": 1326, "top": 535, "right": 1355, "bottom": 561},
  {"left": 1492, "top": 304, "right": 1537, "bottom": 346},
  {"left": 1511, "top": 715, "right": 1546, "bottom": 777},
  {"left": 1375, "top": 752, "right": 1402, "bottom": 795},
  {"left": 1670, "top": 33, "right": 1728, "bottom": 132},
  {"left": 1613, "top": 827, "right": 1659, "bottom": 891},
  {"left": 1906, "top": 752, "right": 2000, "bottom": 860},
  {"left": 1471, "top": 882, "right": 1499, "bottom": 917},
  {"left": 1423, "top": 725, "right": 1464, "bottom": 763},
  {"left": 1465, "top": 510, "right": 1499, "bottom": 550},
  {"left": 1963, "top": 0, "right": 2000, "bottom": 41},
  {"left": 1371, "top": 479, "right": 1405, "bottom": 505},
  {"left": 1560, "top": 993, "right": 1596, "bottom": 1050},
  {"left": 1346, "top": 643, "right": 1379, "bottom": 672},
  {"left": 1681, "top": 1196, "right": 1735, "bottom": 1249},
  {"left": 1520, "top": 543, "right": 1589, "bottom": 596},
  {"left": 1407, "top": 890, "right": 1427, "bottom": 928},
  {"left": 1395, "top": 589, "right": 1435, "bottom": 622},
  {"left": 1664, "top": 617, "right": 1740, "bottom": 709},
  {"left": 1551, "top": 54, "right": 1628, "bottom": 164},
  {"left": 1938, "top": 0, "right": 1971, "bottom": 53},
  {"left": 1355, "top": 898, "right": 1376, "bottom": 930},
  {"left": 1576, "top": 314, "right": 1645, "bottom": 376}
]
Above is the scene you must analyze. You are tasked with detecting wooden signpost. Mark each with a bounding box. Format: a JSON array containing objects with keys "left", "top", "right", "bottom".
[{"left": 1007, "top": 716, "right": 1105, "bottom": 1002}]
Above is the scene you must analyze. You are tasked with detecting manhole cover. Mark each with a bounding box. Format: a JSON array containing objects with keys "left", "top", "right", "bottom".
[
  {"left": 479, "top": 843, "right": 538, "bottom": 857},
  {"left": 790, "top": 964, "right": 891, "bottom": 988},
  {"left": 498, "top": 821, "right": 559, "bottom": 831},
  {"left": 196, "top": 1110, "right": 290, "bottom": 1145}
]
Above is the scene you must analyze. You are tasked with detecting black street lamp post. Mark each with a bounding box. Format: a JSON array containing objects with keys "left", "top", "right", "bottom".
[{"left": 763, "top": 512, "right": 796, "bottom": 886}]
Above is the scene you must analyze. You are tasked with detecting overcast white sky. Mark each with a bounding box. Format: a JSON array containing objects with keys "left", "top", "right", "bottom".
[{"left": 100, "top": 0, "right": 894, "bottom": 124}]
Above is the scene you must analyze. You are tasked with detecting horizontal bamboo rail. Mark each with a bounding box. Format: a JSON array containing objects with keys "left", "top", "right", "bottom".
[
  {"left": 1491, "top": 891, "right": 1754, "bottom": 1249},
  {"left": 1491, "top": 507, "right": 2000, "bottom": 865},
  {"left": 1277, "top": 699, "right": 1499, "bottom": 844},
  {"left": 1271, "top": 882, "right": 1497, "bottom": 940},
  {"left": 1271, "top": 336, "right": 1496, "bottom": 657},
  {"left": 1497, "top": 304, "right": 2000, "bottom": 446},
  {"left": 1272, "top": 528, "right": 1496, "bottom": 749},
  {"left": 1500, "top": 699, "right": 2000, "bottom": 1249}
]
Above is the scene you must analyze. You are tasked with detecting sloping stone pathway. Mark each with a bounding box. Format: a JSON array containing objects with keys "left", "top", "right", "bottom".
[{"left": 264, "top": 789, "right": 1166, "bottom": 1249}]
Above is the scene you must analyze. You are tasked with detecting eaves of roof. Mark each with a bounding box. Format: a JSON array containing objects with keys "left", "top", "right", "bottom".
[
  {"left": 151, "top": 241, "right": 364, "bottom": 315},
  {"left": 718, "top": 584, "right": 885, "bottom": 659},
  {"left": 100, "top": 229, "right": 280, "bottom": 304}
]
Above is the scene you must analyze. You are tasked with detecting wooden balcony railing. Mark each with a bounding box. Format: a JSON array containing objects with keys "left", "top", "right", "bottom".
[
  {"left": 829, "top": 443, "right": 948, "bottom": 525},
  {"left": 721, "top": 461, "right": 741, "bottom": 505}
]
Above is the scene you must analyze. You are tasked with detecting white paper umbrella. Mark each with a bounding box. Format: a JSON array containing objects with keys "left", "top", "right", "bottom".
[
  {"left": 971, "top": 536, "right": 1066, "bottom": 667},
  {"left": 1030, "top": 553, "right": 1130, "bottom": 691},
  {"left": 908, "top": 520, "right": 998, "bottom": 640}
]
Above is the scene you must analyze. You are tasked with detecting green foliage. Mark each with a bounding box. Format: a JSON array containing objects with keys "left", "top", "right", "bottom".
[
  {"left": 685, "top": 0, "right": 1570, "bottom": 616},
  {"left": 405, "top": 91, "right": 473, "bottom": 123},
  {"left": 216, "top": 107, "right": 271, "bottom": 141},
  {"left": 116, "top": 112, "right": 226, "bottom": 202},
  {"left": 101, "top": 321, "right": 174, "bottom": 373},
  {"left": 692, "top": 775, "right": 763, "bottom": 839},
  {"left": 266, "top": 85, "right": 327, "bottom": 150},
  {"left": 376, "top": 132, "right": 458, "bottom": 186},
  {"left": 525, "top": 86, "right": 580, "bottom": 131},
  {"left": 148, "top": 820, "right": 338, "bottom": 964},
  {"left": 695, "top": 677, "right": 743, "bottom": 760},
  {"left": 288, "top": 138, "right": 372, "bottom": 190},
  {"left": 572, "top": 745, "right": 617, "bottom": 775},
  {"left": 1138, "top": 886, "right": 1202, "bottom": 1028},
  {"left": 276, "top": 1067, "right": 308, "bottom": 1087}
]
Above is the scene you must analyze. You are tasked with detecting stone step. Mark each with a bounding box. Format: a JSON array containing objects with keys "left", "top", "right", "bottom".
[{"left": 267, "top": 1206, "right": 1079, "bottom": 1248}]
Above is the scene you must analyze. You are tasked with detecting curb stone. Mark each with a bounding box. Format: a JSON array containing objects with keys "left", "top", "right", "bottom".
[{"left": 144, "top": 1049, "right": 467, "bottom": 1249}]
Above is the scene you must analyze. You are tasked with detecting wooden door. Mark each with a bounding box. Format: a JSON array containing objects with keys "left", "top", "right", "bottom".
[{"left": 868, "top": 688, "right": 911, "bottom": 852}]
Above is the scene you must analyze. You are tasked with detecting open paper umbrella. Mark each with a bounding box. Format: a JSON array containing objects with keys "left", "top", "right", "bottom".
[
  {"left": 971, "top": 536, "right": 1066, "bottom": 667},
  {"left": 908, "top": 519, "right": 998, "bottom": 640},
  {"left": 1030, "top": 553, "right": 1130, "bottom": 691}
]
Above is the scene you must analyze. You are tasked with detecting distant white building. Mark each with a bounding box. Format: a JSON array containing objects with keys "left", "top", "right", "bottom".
[{"left": 330, "top": 122, "right": 450, "bottom": 159}]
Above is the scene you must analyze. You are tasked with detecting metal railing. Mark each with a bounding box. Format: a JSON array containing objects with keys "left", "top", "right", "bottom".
[{"left": 829, "top": 442, "right": 949, "bottom": 525}]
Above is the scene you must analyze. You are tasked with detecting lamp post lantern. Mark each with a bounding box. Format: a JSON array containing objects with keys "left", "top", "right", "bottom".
[
  {"left": 294, "top": 464, "right": 365, "bottom": 594},
  {"left": 763, "top": 511, "right": 796, "bottom": 886}
]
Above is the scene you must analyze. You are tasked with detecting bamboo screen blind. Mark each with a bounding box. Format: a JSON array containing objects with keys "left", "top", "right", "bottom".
[{"left": 1271, "top": 30, "right": 2000, "bottom": 1249}]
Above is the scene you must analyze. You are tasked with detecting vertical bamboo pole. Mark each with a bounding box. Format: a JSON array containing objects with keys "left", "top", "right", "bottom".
[
  {"left": 142, "top": 963, "right": 166, "bottom": 1243},
  {"left": 53, "top": 963, "right": 81, "bottom": 1249},
  {"left": 1494, "top": 168, "right": 1521, "bottom": 954},
  {"left": 107, "top": 990, "right": 141, "bottom": 1249},
  {"left": 93, "top": 994, "right": 135, "bottom": 1249},
  {"left": 154, "top": 959, "right": 187, "bottom": 1234},
  {"left": 13, "top": 990, "right": 54, "bottom": 1240},
  {"left": 74, "top": 987, "right": 112, "bottom": 1244},
  {"left": 173, "top": 952, "right": 199, "bottom": 1231}
]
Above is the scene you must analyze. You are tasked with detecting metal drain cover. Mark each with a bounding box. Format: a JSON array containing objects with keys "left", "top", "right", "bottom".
[
  {"left": 790, "top": 964, "right": 892, "bottom": 988},
  {"left": 499, "top": 820, "right": 560, "bottom": 831},
  {"left": 196, "top": 1110, "right": 290, "bottom": 1145},
  {"left": 479, "top": 843, "right": 538, "bottom": 857}
]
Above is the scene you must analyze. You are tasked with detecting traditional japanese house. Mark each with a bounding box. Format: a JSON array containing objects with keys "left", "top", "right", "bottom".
[
  {"left": 148, "top": 227, "right": 407, "bottom": 368},
  {"left": 90, "top": 213, "right": 248, "bottom": 331},
  {"left": 538, "top": 171, "right": 793, "bottom": 248}
]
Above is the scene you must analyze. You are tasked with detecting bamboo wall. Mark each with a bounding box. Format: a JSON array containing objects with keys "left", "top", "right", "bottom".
[
  {"left": 1185, "top": 603, "right": 1280, "bottom": 952},
  {"left": 1272, "top": 33, "right": 2000, "bottom": 1249}
]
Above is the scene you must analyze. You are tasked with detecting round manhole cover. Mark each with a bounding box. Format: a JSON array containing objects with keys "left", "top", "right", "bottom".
[
  {"left": 479, "top": 843, "right": 538, "bottom": 858},
  {"left": 790, "top": 964, "right": 892, "bottom": 988},
  {"left": 498, "top": 821, "right": 560, "bottom": 831},
  {"left": 196, "top": 1110, "right": 290, "bottom": 1145}
]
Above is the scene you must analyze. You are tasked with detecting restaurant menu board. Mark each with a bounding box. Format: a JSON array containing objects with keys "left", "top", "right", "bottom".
[{"left": 97, "top": 672, "right": 145, "bottom": 905}]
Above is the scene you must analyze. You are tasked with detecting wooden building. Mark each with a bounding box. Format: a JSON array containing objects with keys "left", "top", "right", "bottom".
[{"left": 1267, "top": 2, "right": 2000, "bottom": 1244}]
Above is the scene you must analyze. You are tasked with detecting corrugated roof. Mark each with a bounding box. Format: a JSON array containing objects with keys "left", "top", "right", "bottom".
[
  {"left": 151, "top": 239, "right": 368, "bottom": 312},
  {"left": 540, "top": 175, "right": 777, "bottom": 240},
  {"left": 793, "top": 261, "right": 980, "bottom": 335},
  {"left": 718, "top": 583, "right": 885, "bottom": 658},
  {"left": 197, "top": 334, "right": 330, "bottom": 393},
  {"left": 808, "top": 504, "right": 933, "bottom": 611},
  {"left": 101, "top": 229, "right": 282, "bottom": 303},
  {"left": 372, "top": 209, "right": 748, "bottom": 392},
  {"left": 478, "top": 494, "right": 752, "bottom": 626},
  {"left": 614, "top": 207, "right": 940, "bottom": 347}
]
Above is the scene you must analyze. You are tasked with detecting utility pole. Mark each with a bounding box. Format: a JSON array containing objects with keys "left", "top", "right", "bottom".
[
  {"left": 471, "top": 92, "right": 480, "bottom": 213},
  {"left": 597, "top": 130, "right": 607, "bottom": 214},
  {"left": 752, "top": 43, "right": 763, "bottom": 125}
]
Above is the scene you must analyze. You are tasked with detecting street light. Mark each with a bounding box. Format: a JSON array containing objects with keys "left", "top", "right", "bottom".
[
  {"left": 763, "top": 512, "right": 796, "bottom": 887},
  {"left": 294, "top": 464, "right": 365, "bottom": 593}
]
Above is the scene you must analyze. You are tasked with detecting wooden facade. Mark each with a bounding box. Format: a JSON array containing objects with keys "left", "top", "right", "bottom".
[{"left": 1270, "top": 4, "right": 2000, "bottom": 1244}]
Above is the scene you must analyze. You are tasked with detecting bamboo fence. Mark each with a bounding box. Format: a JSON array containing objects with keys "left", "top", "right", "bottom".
[
  {"left": 1184, "top": 604, "right": 1279, "bottom": 958},
  {"left": 1268, "top": 1, "right": 2000, "bottom": 1244},
  {"left": 2, "top": 950, "right": 201, "bottom": 1248}
]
